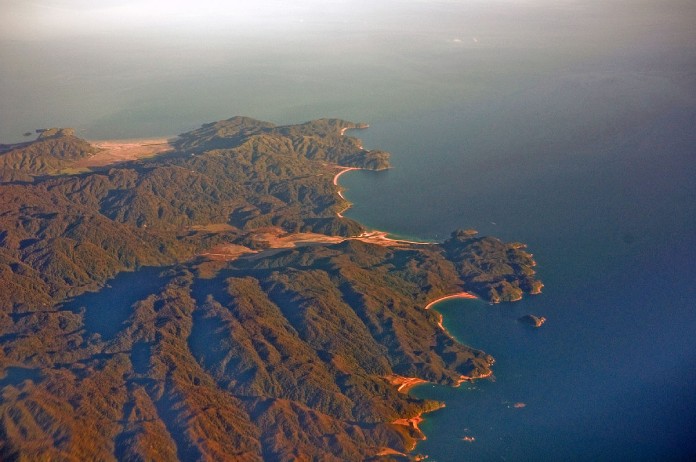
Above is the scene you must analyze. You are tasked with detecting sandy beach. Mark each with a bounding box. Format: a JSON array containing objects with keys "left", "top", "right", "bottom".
[
  {"left": 332, "top": 166, "right": 360, "bottom": 186},
  {"left": 332, "top": 167, "right": 434, "bottom": 248},
  {"left": 390, "top": 402, "right": 446, "bottom": 450},
  {"left": 457, "top": 369, "right": 494, "bottom": 386},
  {"left": 424, "top": 292, "right": 478, "bottom": 310},
  {"left": 392, "top": 415, "right": 424, "bottom": 432},
  {"left": 386, "top": 374, "right": 429, "bottom": 394},
  {"left": 76, "top": 137, "right": 174, "bottom": 167},
  {"left": 426, "top": 295, "right": 485, "bottom": 359},
  {"left": 197, "top": 227, "right": 437, "bottom": 263},
  {"left": 332, "top": 166, "right": 360, "bottom": 217}
]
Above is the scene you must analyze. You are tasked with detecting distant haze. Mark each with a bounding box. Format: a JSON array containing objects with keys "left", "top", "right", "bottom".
[
  {"left": 1, "top": 0, "right": 352, "bottom": 38},
  {"left": 1, "top": 1, "right": 695, "bottom": 460},
  {"left": 3, "top": 1, "right": 695, "bottom": 40},
  {"left": 1, "top": 0, "right": 694, "bottom": 141}
]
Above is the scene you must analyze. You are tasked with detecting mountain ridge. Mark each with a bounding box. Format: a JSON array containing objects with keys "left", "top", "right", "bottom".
[{"left": 0, "top": 118, "right": 542, "bottom": 460}]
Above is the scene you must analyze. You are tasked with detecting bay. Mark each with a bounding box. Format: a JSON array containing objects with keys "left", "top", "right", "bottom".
[
  {"left": 339, "top": 75, "right": 696, "bottom": 462},
  {"left": 2, "top": 1, "right": 695, "bottom": 460}
]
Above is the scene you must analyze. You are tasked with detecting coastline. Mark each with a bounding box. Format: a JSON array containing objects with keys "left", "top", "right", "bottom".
[
  {"left": 423, "top": 293, "right": 494, "bottom": 384},
  {"left": 424, "top": 292, "right": 478, "bottom": 311},
  {"left": 192, "top": 126, "right": 497, "bottom": 459},
  {"left": 329, "top": 150, "right": 493, "bottom": 453},
  {"left": 391, "top": 402, "right": 447, "bottom": 452},
  {"left": 3, "top": 119, "right": 519, "bottom": 460},
  {"left": 333, "top": 123, "right": 370, "bottom": 215},
  {"left": 387, "top": 374, "right": 430, "bottom": 394},
  {"left": 332, "top": 166, "right": 433, "bottom": 246},
  {"left": 197, "top": 228, "right": 435, "bottom": 262},
  {"left": 382, "top": 290, "right": 492, "bottom": 454},
  {"left": 332, "top": 166, "right": 360, "bottom": 187},
  {"left": 332, "top": 166, "right": 360, "bottom": 218}
]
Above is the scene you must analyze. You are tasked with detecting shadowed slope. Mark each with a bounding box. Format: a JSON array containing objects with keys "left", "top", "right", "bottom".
[{"left": 0, "top": 117, "right": 541, "bottom": 460}]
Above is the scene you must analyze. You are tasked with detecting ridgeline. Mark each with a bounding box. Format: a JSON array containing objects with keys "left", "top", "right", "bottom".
[{"left": 0, "top": 117, "right": 541, "bottom": 460}]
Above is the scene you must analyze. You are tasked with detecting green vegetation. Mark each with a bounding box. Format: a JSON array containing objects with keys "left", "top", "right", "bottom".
[
  {"left": 0, "top": 117, "right": 541, "bottom": 460},
  {"left": 0, "top": 128, "right": 98, "bottom": 182},
  {"left": 443, "top": 229, "right": 543, "bottom": 302}
]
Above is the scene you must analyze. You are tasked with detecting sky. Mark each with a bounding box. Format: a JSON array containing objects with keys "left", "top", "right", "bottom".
[
  {"left": 1, "top": 0, "right": 363, "bottom": 39},
  {"left": 2, "top": 0, "right": 694, "bottom": 45}
]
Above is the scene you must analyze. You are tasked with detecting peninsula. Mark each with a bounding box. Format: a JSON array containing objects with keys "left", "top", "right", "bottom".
[{"left": 0, "top": 117, "right": 541, "bottom": 460}]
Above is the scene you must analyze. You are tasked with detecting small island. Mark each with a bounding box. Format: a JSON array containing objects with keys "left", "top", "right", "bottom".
[
  {"left": 519, "top": 314, "right": 547, "bottom": 328},
  {"left": 0, "top": 117, "right": 542, "bottom": 461}
]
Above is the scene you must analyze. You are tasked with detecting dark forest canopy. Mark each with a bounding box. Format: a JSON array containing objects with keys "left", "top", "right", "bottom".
[{"left": 0, "top": 117, "right": 541, "bottom": 460}]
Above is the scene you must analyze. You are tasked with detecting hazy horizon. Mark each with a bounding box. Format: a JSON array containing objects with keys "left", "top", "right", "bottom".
[
  {"left": 1, "top": 1, "right": 695, "bottom": 460},
  {"left": 1, "top": 0, "right": 694, "bottom": 142}
]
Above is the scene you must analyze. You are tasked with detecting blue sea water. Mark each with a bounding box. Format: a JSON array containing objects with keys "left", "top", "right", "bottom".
[
  {"left": 3, "top": 1, "right": 695, "bottom": 460},
  {"left": 339, "top": 92, "right": 696, "bottom": 461}
]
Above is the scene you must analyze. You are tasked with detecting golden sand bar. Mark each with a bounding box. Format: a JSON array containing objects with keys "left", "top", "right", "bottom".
[
  {"left": 424, "top": 292, "right": 478, "bottom": 310},
  {"left": 75, "top": 138, "right": 174, "bottom": 167}
]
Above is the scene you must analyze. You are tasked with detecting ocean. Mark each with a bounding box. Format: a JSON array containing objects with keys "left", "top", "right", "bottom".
[
  {"left": 340, "top": 103, "right": 696, "bottom": 460},
  {"left": 2, "top": 1, "right": 694, "bottom": 460}
]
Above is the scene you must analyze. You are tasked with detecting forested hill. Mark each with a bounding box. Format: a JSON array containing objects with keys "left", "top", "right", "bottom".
[
  {"left": 0, "top": 117, "right": 541, "bottom": 461},
  {"left": 0, "top": 118, "right": 384, "bottom": 308},
  {"left": 0, "top": 128, "right": 99, "bottom": 182}
]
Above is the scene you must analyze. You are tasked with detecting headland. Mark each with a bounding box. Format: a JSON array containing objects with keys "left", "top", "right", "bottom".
[{"left": 0, "top": 117, "right": 540, "bottom": 461}]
